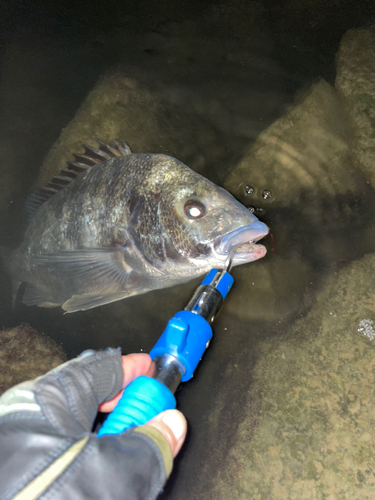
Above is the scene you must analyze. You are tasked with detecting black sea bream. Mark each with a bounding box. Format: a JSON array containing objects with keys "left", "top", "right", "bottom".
[{"left": 8, "top": 140, "right": 268, "bottom": 312}]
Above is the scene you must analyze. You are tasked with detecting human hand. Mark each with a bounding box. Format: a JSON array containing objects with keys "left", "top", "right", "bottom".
[
  {"left": 98, "top": 353, "right": 187, "bottom": 458},
  {"left": 0, "top": 349, "right": 187, "bottom": 499}
]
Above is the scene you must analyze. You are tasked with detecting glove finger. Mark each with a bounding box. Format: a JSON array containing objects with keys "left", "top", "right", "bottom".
[
  {"left": 99, "top": 353, "right": 152, "bottom": 412},
  {"left": 36, "top": 349, "right": 124, "bottom": 434}
]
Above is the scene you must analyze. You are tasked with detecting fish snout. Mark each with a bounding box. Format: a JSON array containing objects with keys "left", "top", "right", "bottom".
[{"left": 215, "top": 221, "right": 269, "bottom": 255}]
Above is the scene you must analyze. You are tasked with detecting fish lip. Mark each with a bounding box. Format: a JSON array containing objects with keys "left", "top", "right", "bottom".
[{"left": 212, "top": 221, "right": 269, "bottom": 261}]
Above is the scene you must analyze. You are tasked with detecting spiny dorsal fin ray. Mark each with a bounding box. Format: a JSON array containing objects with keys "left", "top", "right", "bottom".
[
  {"left": 46, "top": 182, "right": 64, "bottom": 191},
  {"left": 66, "top": 162, "right": 90, "bottom": 173},
  {"left": 47, "top": 176, "right": 73, "bottom": 187},
  {"left": 94, "top": 137, "right": 132, "bottom": 157},
  {"left": 83, "top": 145, "right": 111, "bottom": 162},
  {"left": 114, "top": 139, "right": 132, "bottom": 156},
  {"left": 73, "top": 154, "right": 101, "bottom": 166},
  {"left": 26, "top": 139, "right": 132, "bottom": 220}
]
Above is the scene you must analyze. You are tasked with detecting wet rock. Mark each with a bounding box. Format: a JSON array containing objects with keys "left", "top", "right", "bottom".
[
  {"left": 225, "top": 253, "right": 313, "bottom": 322},
  {"left": 0, "top": 324, "right": 66, "bottom": 395},
  {"left": 211, "top": 253, "right": 375, "bottom": 499},
  {"left": 223, "top": 79, "right": 375, "bottom": 322},
  {"left": 36, "top": 72, "right": 224, "bottom": 188},
  {"left": 224, "top": 79, "right": 366, "bottom": 209},
  {"left": 336, "top": 27, "right": 375, "bottom": 187}
]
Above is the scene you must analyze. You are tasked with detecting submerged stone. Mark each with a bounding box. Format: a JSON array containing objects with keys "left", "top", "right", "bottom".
[
  {"left": 0, "top": 324, "right": 66, "bottom": 395},
  {"left": 226, "top": 253, "right": 312, "bottom": 322},
  {"left": 336, "top": 27, "right": 375, "bottom": 188},
  {"left": 223, "top": 78, "right": 375, "bottom": 322},
  {"left": 211, "top": 253, "right": 375, "bottom": 499},
  {"left": 224, "top": 79, "right": 367, "bottom": 209},
  {"left": 36, "top": 72, "right": 226, "bottom": 189}
]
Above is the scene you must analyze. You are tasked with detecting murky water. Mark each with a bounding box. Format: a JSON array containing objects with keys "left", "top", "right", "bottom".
[{"left": 1, "top": 1, "right": 375, "bottom": 499}]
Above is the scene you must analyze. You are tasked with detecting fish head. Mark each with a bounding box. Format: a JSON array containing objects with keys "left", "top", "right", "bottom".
[{"left": 156, "top": 159, "right": 269, "bottom": 272}]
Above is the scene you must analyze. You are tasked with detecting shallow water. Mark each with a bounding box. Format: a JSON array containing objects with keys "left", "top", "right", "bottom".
[{"left": 1, "top": 1, "right": 375, "bottom": 499}]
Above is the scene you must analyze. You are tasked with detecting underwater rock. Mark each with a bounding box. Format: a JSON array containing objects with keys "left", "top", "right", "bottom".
[
  {"left": 37, "top": 72, "right": 223, "bottom": 188},
  {"left": 0, "top": 324, "right": 66, "bottom": 395},
  {"left": 226, "top": 253, "right": 312, "bottom": 322},
  {"left": 211, "top": 253, "right": 375, "bottom": 499},
  {"left": 224, "top": 79, "right": 365, "bottom": 209},
  {"left": 336, "top": 27, "right": 375, "bottom": 187},
  {"left": 223, "top": 79, "right": 375, "bottom": 322}
]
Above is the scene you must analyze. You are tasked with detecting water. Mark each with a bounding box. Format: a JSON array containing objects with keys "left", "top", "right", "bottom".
[{"left": 1, "top": 1, "right": 375, "bottom": 499}]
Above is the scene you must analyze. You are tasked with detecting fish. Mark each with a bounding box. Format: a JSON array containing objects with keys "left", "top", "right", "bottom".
[{"left": 7, "top": 139, "right": 269, "bottom": 313}]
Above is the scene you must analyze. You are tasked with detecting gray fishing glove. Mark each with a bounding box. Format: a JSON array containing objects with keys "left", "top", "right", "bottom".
[{"left": 0, "top": 348, "right": 175, "bottom": 500}]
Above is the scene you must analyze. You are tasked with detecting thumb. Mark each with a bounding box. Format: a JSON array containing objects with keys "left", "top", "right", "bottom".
[{"left": 145, "top": 409, "right": 187, "bottom": 458}]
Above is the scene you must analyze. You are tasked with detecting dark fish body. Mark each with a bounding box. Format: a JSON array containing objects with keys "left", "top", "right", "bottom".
[{"left": 9, "top": 141, "right": 268, "bottom": 312}]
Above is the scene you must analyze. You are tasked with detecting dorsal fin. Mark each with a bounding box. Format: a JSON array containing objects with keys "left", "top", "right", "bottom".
[{"left": 26, "top": 139, "right": 132, "bottom": 220}]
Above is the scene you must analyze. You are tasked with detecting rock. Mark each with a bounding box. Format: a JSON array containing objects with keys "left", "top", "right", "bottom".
[
  {"left": 224, "top": 79, "right": 365, "bottom": 210},
  {"left": 36, "top": 72, "right": 225, "bottom": 188},
  {"left": 226, "top": 253, "right": 313, "bottom": 322},
  {"left": 336, "top": 27, "right": 375, "bottom": 187},
  {"left": 211, "top": 253, "right": 375, "bottom": 499},
  {"left": 0, "top": 324, "right": 66, "bottom": 395},
  {"left": 223, "top": 79, "right": 375, "bottom": 322}
]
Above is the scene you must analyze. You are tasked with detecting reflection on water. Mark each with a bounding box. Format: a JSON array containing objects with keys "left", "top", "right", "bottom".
[{"left": 1, "top": 1, "right": 375, "bottom": 499}]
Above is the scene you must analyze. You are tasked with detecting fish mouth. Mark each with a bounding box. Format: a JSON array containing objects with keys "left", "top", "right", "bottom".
[{"left": 213, "top": 221, "right": 269, "bottom": 264}]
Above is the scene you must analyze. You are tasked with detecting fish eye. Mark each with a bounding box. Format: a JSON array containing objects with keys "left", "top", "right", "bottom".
[{"left": 184, "top": 199, "right": 206, "bottom": 219}]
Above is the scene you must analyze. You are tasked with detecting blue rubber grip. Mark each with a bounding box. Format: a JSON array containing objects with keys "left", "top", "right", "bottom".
[{"left": 97, "top": 376, "right": 176, "bottom": 436}]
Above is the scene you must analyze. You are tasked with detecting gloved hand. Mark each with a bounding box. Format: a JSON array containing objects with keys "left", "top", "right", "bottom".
[
  {"left": 0, "top": 348, "right": 187, "bottom": 500},
  {"left": 98, "top": 351, "right": 186, "bottom": 457}
]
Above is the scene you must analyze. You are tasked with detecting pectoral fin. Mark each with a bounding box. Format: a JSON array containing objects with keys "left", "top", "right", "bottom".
[
  {"left": 23, "top": 283, "right": 60, "bottom": 308},
  {"left": 62, "top": 290, "right": 138, "bottom": 313},
  {"left": 30, "top": 248, "right": 133, "bottom": 310}
]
